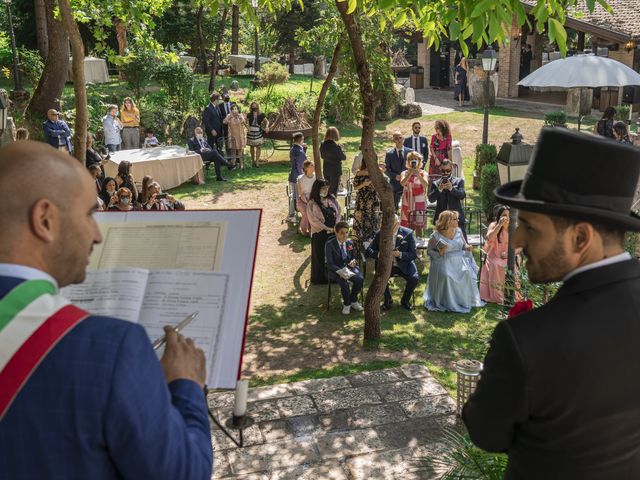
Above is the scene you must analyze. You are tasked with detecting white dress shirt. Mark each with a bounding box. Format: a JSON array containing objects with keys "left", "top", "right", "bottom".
[
  {"left": 562, "top": 252, "right": 631, "bottom": 282},
  {"left": 0, "top": 263, "right": 59, "bottom": 290}
]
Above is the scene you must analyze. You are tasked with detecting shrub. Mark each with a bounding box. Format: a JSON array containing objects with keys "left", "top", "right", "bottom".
[
  {"left": 480, "top": 162, "right": 501, "bottom": 221},
  {"left": 0, "top": 33, "right": 12, "bottom": 71},
  {"left": 19, "top": 49, "right": 44, "bottom": 87},
  {"left": 255, "top": 62, "right": 290, "bottom": 111},
  {"left": 544, "top": 111, "right": 568, "bottom": 128},
  {"left": 615, "top": 105, "right": 631, "bottom": 122},
  {"left": 325, "top": 76, "right": 363, "bottom": 124},
  {"left": 624, "top": 232, "right": 639, "bottom": 258},
  {"left": 114, "top": 44, "right": 159, "bottom": 100},
  {"left": 154, "top": 62, "right": 195, "bottom": 116},
  {"left": 474, "top": 143, "right": 497, "bottom": 173}
]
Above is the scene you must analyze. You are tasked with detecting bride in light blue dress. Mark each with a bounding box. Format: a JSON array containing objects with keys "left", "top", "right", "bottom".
[{"left": 424, "top": 210, "right": 484, "bottom": 313}]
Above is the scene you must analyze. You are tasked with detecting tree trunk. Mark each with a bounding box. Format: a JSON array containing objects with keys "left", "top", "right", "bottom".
[
  {"left": 26, "top": 0, "right": 69, "bottom": 120},
  {"left": 196, "top": 4, "right": 208, "bottom": 74},
  {"left": 312, "top": 40, "right": 342, "bottom": 179},
  {"left": 208, "top": 6, "right": 229, "bottom": 92},
  {"left": 288, "top": 46, "right": 295, "bottom": 74},
  {"left": 336, "top": 0, "right": 395, "bottom": 342},
  {"left": 58, "top": 0, "right": 86, "bottom": 164},
  {"left": 34, "top": 0, "right": 48, "bottom": 59},
  {"left": 231, "top": 5, "right": 239, "bottom": 55},
  {"left": 114, "top": 17, "right": 127, "bottom": 55}
]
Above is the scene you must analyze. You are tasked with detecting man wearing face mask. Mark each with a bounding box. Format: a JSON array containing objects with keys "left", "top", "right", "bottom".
[
  {"left": 428, "top": 159, "right": 466, "bottom": 239},
  {"left": 202, "top": 92, "right": 223, "bottom": 151},
  {"left": 188, "top": 127, "right": 234, "bottom": 182}
]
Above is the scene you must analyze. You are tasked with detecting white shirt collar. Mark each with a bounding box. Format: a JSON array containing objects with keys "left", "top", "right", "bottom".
[
  {"left": 562, "top": 252, "right": 631, "bottom": 282},
  {"left": 0, "top": 263, "right": 59, "bottom": 290}
]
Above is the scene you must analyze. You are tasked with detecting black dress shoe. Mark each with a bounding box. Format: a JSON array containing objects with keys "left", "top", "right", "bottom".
[
  {"left": 401, "top": 302, "right": 413, "bottom": 311},
  {"left": 216, "top": 177, "right": 228, "bottom": 182},
  {"left": 381, "top": 301, "right": 392, "bottom": 311}
]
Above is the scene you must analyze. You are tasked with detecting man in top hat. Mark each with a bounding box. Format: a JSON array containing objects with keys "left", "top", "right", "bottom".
[{"left": 462, "top": 128, "right": 640, "bottom": 479}]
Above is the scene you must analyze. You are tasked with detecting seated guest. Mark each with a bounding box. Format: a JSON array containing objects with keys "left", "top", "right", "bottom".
[
  {"left": 308, "top": 179, "right": 341, "bottom": 285},
  {"left": 404, "top": 121, "right": 428, "bottom": 168},
  {"left": 188, "top": 127, "right": 232, "bottom": 182},
  {"left": 115, "top": 160, "right": 138, "bottom": 205},
  {"left": 399, "top": 151, "right": 428, "bottom": 238},
  {"left": 296, "top": 160, "right": 316, "bottom": 236},
  {"left": 428, "top": 159, "right": 466, "bottom": 239},
  {"left": 143, "top": 128, "right": 160, "bottom": 148},
  {"left": 85, "top": 133, "right": 105, "bottom": 170},
  {"left": 614, "top": 121, "right": 633, "bottom": 145},
  {"left": 367, "top": 215, "right": 419, "bottom": 311},
  {"left": 325, "top": 221, "right": 365, "bottom": 315},
  {"left": 139, "top": 174, "right": 155, "bottom": 205},
  {"left": 109, "top": 187, "right": 136, "bottom": 211},
  {"left": 43, "top": 109, "right": 72, "bottom": 153},
  {"left": 88, "top": 164, "right": 102, "bottom": 194},
  {"left": 142, "top": 182, "right": 185, "bottom": 211},
  {"left": 100, "top": 176, "right": 118, "bottom": 208},
  {"left": 289, "top": 132, "right": 307, "bottom": 222},
  {"left": 15, "top": 127, "right": 29, "bottom": 141},
  {"left": 424, "top": 210, "right": 483, "bottom": 312}
]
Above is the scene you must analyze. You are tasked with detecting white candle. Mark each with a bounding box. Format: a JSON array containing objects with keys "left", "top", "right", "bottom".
[{"left": 233, "top": 379, "right": 249, "bottom": 417}]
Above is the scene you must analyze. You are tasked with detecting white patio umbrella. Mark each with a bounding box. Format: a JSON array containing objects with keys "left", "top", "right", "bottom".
[{"left": 518, "top": 54, "right": 640, "bottom": 130}]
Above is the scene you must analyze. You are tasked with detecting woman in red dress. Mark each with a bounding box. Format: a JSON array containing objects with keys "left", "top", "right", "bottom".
[{"left": 429, "top": 120, "right": 453, "bottom": 180}]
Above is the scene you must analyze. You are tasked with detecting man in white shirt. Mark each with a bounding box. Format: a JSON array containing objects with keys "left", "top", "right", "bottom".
[
  {"left": 403, "top": 122, "right": 428, "bottom": 168},
  {"left": 463, "top": 127, "right": 640, "bottom": 480}
]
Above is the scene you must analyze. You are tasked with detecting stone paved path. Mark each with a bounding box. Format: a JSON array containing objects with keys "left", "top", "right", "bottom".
[{"left": 208, "top": 365, "right": 459, "bottom": 479}]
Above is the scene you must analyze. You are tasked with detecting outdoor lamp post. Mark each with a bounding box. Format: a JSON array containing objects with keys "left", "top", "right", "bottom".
[
  {"left": 4, "top": 0, "right": 23, "bottom": 93},
  {"left": 497, "top": 129, "right": 532, "bottom": 302},
  {"left": 481, "top": 46, "right": 498, "bottom": 145},
  {"left": 251, "top": 0, "right": 260, "bottom": 73}
]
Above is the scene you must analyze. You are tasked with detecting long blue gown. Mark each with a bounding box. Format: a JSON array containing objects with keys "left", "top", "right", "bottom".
[{"left": 423, "top": 228, "right": 484, "bottom": 313}]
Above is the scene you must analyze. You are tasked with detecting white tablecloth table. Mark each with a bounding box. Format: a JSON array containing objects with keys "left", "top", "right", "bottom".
[
  {"left": 104, "top": 146, "right": 204, "bottom": 190},
  {"left": 227, "top": 54, "right": 270, "bottom": 74},
  {"left": 67, "top": 57, "right": 109, "bottom": 84}
]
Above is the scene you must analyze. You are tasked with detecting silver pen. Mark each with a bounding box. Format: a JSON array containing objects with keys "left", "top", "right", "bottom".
[{"left": 152, "top": 312, "right": 199, "bottom": 351}]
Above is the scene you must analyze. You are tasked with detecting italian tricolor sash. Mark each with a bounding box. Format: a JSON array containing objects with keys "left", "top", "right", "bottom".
[{"left": 0, "top": 279, "right": 88, "bottom": 420}]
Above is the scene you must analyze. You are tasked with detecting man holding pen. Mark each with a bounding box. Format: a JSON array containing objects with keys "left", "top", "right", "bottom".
[{"left": 0, "top": 141, "right": 213, "bottom": 479}]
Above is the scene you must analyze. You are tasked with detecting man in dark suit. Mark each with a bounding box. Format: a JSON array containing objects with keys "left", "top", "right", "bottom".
[
  {"left": 404, "top": 122, "right": 428, "bottom": 168},
  {"left": 385, "top": 131, "right": 414, "bottom": 211},
  {"left": 188, "top": 127, "right": 234, "bottom": 182},
  {"left": 325, "top": 221, "right": 364, "bottom": 315},
  {"left": 428, "top": 160, "right": 466, "bottom": 238},
  {"left": 367, "top": 215, "right": 419, "bottom": 310},
  {"left": 218, "top": 94, "right": 233, "bottom": 155},
  {"left": 463, "top": 128, "right": 640, "bottom": 479},
  {"left": 202, "top": 92, "right": 223, "bottom": 151}
]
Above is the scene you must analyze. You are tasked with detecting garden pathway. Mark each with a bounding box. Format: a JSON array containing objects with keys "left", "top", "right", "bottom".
[{"left": 208, "top": 365, "right": 458, "bottom": 480}]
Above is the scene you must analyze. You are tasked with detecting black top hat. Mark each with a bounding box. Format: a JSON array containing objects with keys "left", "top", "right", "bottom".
[{"left": 495, "top": 127, "right": 640, "bottom": 231}]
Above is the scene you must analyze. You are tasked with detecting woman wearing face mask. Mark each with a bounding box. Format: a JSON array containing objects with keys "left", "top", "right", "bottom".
[
  {"left": 307, "top": 179, "right": 341, "bottom": 284},
  {"left": 223, "top": 103, "right": 246, "bottom": 168},
  {"left": 109, "top": 187, "right": 136, "bottom": 211},
  {"left": 246, "top": 101, "right": 269, "bottom": 167},
  {"left": 100, "top": 177, "right": 118, "bottom": 209}
]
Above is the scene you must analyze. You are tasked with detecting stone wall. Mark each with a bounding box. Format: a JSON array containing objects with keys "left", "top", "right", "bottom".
[
  {"left": 417, "top": 42, "right": 430, "bottom": 89},
  {"left": 497, "top": 16, "right": 521, "bottom": 98}
]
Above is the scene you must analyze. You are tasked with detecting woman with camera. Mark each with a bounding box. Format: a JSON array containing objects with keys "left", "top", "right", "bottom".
[
  {"left": 142, "top": 181, "right": 184, "bottom": 211},
  {"left": 108, "top": 188, "right": 137, "bottom": 211},
  {"left": 399, "top": 151, "right": 428, "bottom": 238}
]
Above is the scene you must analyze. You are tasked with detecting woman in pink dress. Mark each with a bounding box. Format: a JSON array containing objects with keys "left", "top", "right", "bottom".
[
  {"left": 429, "top": 120, "right": 453, "bottom": 179},
  {"left": 480, "top": 205, "right": 521, "bottom": 304},
  {"left": 399, "top": 151, "right": 429, "bottom": 237}
]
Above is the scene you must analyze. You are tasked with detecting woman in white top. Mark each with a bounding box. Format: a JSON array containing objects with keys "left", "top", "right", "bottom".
[{"left": 296, "top": 160, "right": 316, "bottom": 236}]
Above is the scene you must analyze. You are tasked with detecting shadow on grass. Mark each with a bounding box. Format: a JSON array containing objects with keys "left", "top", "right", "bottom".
[{"left": 277, "top": 223, "right": 310, "bottom": 254}]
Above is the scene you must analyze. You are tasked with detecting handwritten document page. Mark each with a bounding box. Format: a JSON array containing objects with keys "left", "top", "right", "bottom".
[{"left": 88, "top": 221, "right": 227, "bottom": 271}]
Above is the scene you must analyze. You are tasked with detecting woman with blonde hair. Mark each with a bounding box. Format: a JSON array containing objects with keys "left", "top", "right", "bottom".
[
  {"left": 399, "top": 151, "right": 428, "bottom": 237},
  {"left": 423, "top": 209, "right": 483, "bottom": 312},
  {"left": 320, "top": 126, "right": 346, "bottom": 196},
  {"left": 120, "top": 97, "right": 140, "bottom": 149},
  {"left": 454, "top": 57, "right": 470, "bottom": 107}
]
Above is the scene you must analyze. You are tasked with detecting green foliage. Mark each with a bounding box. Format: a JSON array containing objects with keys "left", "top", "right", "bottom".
[
  {"left": 153, "top": 62, "right": 196, "bottom": 116},
  {"left": 624, "top": 232, "right": 639, "bottom": 258},
  {"left": 615, "top": 105, "right": 631, "bottom": 122},
  {"left": 505, "top": 266, "right": 560, "bottom": 308},
  {"left": 0, "top": 32, "right": 12, "bottom": 71},
  {"left": 255, "top": 62, "right": 291, "bottom": 111},
  {"left": 114, "top": 44, "right": 159, "bottom": 100},
  {"left": 474, "top": 143, "right": 497, "bottom": 174},
  {"left": 268, "top": 1, "right": 321, "bottom": 58},
  {"left": 544, "top": 111, "right": 568, "bottom": 128},
  {"left": 419, "top": 428, "right": 507, "bottom": 479},
  {"left": 480, "top": 162, "right": 500, "bottom": 221},
  {"left": 18, "top": 48, "right": 43, "bottom": 87}
]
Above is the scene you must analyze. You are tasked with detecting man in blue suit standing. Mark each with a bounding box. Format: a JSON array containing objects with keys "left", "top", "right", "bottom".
[
  {"left": 0, "top": 141, "right": 213, "bottom": 480},
  {"left": 385, "top": 131, "right": 413, "bottom": 211},
  {"left": 203, "top": 92, "right": 223, "bottom": 151},
  {"left": 403, "top": 122, "right": 428, "bottom": 168},
  {"left": 367, "top": 215, "right": 419, "bottom": 311},
  {"left": 42, "top": 109, "right": 73, "bottom": 153},
  {"left": 325, "top": 221, "right": 364, "bottom": 315}
]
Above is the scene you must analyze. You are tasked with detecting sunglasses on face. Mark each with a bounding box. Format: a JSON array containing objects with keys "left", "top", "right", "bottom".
[{"left": 441, "top": 170, "right": 452, "bottom": 174}]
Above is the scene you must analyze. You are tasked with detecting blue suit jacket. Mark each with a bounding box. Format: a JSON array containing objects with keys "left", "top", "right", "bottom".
[
  {"left": 188, "top": 136, "right": 212, "bottom": 154},
  {"left": 367, "top": 226, "right": 418, "bottom": 277},
  {"left": 43, "top": 119, "right": 73, "bottom": 152},
  {"left": 0, "top": 276, "right": 213, "bottom": 480},
  {"left": 202, "top": 103, "right": 222, "bottom": 139},
  {"left": 385, "top": 147, "right": 412, "bottom": 193},
  {"left": 289, "top": 144, "right": 307, "bottom": 183},
  {"left": 325, "top": 238, "right": 357, "bottom": 272},
  {"left": 403, "top": 135, "right": 428, "bottom": 164}
]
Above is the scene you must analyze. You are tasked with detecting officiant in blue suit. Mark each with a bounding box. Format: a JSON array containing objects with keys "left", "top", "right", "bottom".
[
  {"left": 325, "top": 221, "right": 364, "bottom": 315},
  {"left": 0, "top": 141, "right": 213, "bottom": 480}
]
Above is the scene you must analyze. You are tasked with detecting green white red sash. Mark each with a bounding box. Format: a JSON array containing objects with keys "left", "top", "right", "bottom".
[{"left": 0, "top": 279, "right": 88, "bottom": 420}]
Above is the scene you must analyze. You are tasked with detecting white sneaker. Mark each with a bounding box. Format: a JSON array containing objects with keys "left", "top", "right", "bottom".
[
  {"left": 350, "top": 302, "right": 364, "bottom": 312},
  {"left": 342, "top": 305, "right": 351, "bottom": 315}
]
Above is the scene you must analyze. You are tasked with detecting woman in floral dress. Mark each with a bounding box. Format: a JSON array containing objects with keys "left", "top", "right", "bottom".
[
  {"left": 399, "top": 151, "right": 428, "bottom": 238},
  {"left": 352, "top": 165, "right": 380, "bottom": 260}
]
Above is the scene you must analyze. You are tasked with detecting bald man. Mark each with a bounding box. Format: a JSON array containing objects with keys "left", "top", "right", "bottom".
[{"left": 0, "top": 142, "right": 213, "bottom": 479}]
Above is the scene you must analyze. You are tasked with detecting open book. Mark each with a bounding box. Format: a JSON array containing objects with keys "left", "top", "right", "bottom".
[{"left": 61, "top": 268, "right": 228, "bottom": 375}]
